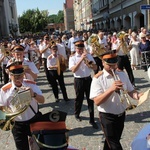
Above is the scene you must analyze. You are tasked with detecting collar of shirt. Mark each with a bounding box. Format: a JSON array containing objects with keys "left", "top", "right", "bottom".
[
  {"left": 75, "top": 52, "right": 81, "bottom": 57},
  {"left": 103, "top": 69, "right": 111, "bottom": 78}
]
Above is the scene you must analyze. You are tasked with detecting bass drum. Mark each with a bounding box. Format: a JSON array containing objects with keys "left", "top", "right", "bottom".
[{"left": 30, "top": 110, "right": 69, "bottom": 150}]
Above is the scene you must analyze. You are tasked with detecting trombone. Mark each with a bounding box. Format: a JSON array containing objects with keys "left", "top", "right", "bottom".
[{"left": 111, "top": 69, "right": 136, "bottom": 110}]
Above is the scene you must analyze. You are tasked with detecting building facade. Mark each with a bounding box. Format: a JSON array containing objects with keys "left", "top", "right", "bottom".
[
  {"left": 64, "top": 0, "right": 75, "bottom": 31},
  {"left": 73, "top": 0, "right": 150, "bottom": 31},
  {"left": 73, "top": 0, "right": 93, "bottom": 31},
  {"left": 0, "top": 0, "right": 18, "bottom": 38}
]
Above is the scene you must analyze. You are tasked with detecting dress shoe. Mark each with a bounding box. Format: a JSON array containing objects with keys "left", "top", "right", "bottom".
[
  {"left": 55, "top": 98, "right": 60, "bottom": 103},
  {"left": 65, "top": 98, "right": 70, "bottom": 102},
  {"left": 75, "top": 116, "right": 82, "bottom": 122},
  {"left": 89, "top": 122, "right": 99, "bottom": 129}
]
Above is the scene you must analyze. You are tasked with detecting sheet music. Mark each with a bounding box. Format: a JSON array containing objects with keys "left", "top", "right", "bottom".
[
  {"left": 137, "top": 89, "right": 150, "bottom": 106},
  {"left": 10, "top": 89, "right": 31, "bottom": 111}
]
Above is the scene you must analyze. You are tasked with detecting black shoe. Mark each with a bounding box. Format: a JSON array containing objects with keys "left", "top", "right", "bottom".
[
  {"left": 90, "top": 122, "right": 99, "bottom": 129},
  {"left": 75, "top": 116, "right": 82, "bottom": 122},
  {"left": 65, "top": 98, "right": 70, "bottom": 102},
  {"left": 55, "top": 98, "right": 60, "bottom": 102}
]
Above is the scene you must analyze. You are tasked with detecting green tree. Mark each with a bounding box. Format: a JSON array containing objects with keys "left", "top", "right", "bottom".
[{"left": 18, "top": 9, "right": 64, "bottom": 33}]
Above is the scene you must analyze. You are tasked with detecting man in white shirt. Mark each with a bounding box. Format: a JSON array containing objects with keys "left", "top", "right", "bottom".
[
  {"left": 69, "top": 39, "right": 98, "bottom": 129},
  {"left": 68, "top": 31, "right": 80, "bottom": 54},
  {"left": 0, "top": 61, "right": 44, "bottom": 150},
  {"left": 7, "top": 45, "right": 39, "bottom": 81},
  {"left": 90, "top": 51, "right": 143, "bottom": 150},
  {"left": 39, "top": 35, "right": 51, "bottom": 84}
]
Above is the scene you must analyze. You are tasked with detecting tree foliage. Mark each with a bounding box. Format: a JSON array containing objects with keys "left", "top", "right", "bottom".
[{"left": 18, "top": 9, "right": 64, "bottom": 33}]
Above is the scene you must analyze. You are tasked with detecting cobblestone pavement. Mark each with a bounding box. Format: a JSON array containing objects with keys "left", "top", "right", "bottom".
[{"left": 0, "top": 67, "right": 150, "bottom": 150}]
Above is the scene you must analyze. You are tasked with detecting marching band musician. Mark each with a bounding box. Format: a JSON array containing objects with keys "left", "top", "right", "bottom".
[
  {"left": 90, "top": 51, "right": 143, "bottom": 150},
  {"left": 69, "top": 39, "right": 98, "bottom": 129},
  {"left": 0, "top": 43, "right": 12, "bottom": 84},
  {"left": 47, "top": 43, "right": 69, "bottom": 102},
  {"left": 39, "top": 35, "right": 52, "bottom": 85},
  {"left": 116, "top": 31, "right": 136, "bottom": 88},
  {"left": 0, "top": 61, "right": 45, "bottom": 150},
  {"left": 7, "top": 45, "right": 39, "bottom": 81}
]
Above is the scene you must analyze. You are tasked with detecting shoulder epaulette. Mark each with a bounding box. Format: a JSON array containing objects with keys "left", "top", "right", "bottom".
[
  {"left": 94, "top": 71, "right": 103, "bottom": 78},
  {"left": 69, "top": 52, "right": 76, "bottom": 57},
  {"left": 1, "top": 83, "right": 12, "bottom": 91},
  {"left": 24, "top": 79, "right": 36, "bottom": 84}
]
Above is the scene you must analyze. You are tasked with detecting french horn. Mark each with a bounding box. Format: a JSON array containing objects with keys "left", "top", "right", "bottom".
[{"left": 0, "top": 87, "right": 32, "bottom": 131}]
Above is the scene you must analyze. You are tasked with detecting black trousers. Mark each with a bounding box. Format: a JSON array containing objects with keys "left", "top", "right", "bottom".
[
  {"left": 42, "top": 58, "right": 51, "bottom": 85},
  {"left": 3, "top": 64, "right": 9, "bottom": 84},
  {"left": 48, "top": 70, "right": 68, "bottom": 100},
  {"left": 74, "top": 76, "right": 94, "bottom": 123},
  {"left": 93, "top": 56, "right": 103, "bottom": 74},
  {"left": 117, "top": 55, "right": 135, "bottom": 84},
  {"left": 99, "top": 112, "right": 125, "bottom": 150},
  {"left": 12, "top": 112, "right": 41, "bottom": 150}
]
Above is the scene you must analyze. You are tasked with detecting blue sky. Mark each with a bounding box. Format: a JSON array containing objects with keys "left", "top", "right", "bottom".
[{"left": 16, "top": 0, "right": 66, "bottom": 16}]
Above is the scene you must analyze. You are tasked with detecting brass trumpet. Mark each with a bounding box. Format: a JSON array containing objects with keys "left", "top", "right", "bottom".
[
  {"left": 111, "top": 69, "right": 136, "bottom": 110},
  {"left": 83, "top": 57, "right": 94, "bottom": 68}
]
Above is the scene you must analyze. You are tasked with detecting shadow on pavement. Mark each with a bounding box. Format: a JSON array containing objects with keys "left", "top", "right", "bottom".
[{"left": 126, "top": 110, "right": 150, "bottom": 123}]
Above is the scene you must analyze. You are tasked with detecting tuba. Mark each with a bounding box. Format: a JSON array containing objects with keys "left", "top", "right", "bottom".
[
  {"left": 111, "top": 69, "right": 136, "bottom": 110},
  {"left": 0, "top": 87, "right": 32, "bottom": 131},
  {"left": 88, "top": 33, "right": 107, "bottom": 58}
]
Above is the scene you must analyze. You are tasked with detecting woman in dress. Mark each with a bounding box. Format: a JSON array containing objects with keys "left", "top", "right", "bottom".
[{"left": 129, "top": 32, "right": 140, "bottom": 70}]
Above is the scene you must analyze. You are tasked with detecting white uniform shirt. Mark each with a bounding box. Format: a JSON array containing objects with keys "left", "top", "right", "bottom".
[
  {"left": 47, "top": 54, "right": 57, "bottom": 70},
  {"left": 0, "top": 79, "right": 42, "bottom": 121},
  {"left": 69, "top": 52, "right": 95, "bottom": 78},
  {"left": 21, "top": 43, "right": 30, "bottom": 58},
  {"left": 116, "top": 39, "right": 128, "bottom": 56},
  {"left": 57, "top": 43, "right": 67, "bottom": 59},
  {"left": 0, "top": 53, "right": 11, "bottom": 65},
  {"left": 68, "top": 37, "right": 80, "bottom": 52},
  {"left": 90, "top": 69, "right": 134, "bottom": 114},
  {"left": 98, "top": 37, "right": 108, "bottom": 47},
  {"left": 39, "top": 43, "right": 51, "bottom": 58},
  {"left": 22, "top": 58, "right": 39, "bottom": 81}
]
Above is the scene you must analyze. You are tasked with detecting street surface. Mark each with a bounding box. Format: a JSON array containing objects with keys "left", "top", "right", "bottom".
[{"left": 0, "top": 67, "right": 150, "bottom": 150}]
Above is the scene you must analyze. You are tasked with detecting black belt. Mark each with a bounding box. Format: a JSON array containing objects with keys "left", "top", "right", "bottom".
[
  {"left": 118, "top": 55, "right": 127, "bottom": 57},
  {"left": 99, "top": 112, "right": 125, "bottom": 118},
  {"left": 75, "top": 76, "right": 91, "bottom": 80}
]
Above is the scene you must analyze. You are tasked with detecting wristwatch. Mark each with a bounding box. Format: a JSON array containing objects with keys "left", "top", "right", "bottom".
[{"left": 32, "top": 92, "right": 37, "bottom": 98}]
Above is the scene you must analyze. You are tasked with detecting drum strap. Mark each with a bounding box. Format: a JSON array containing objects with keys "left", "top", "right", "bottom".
[{"left": 29, "top": 105, "right": 36, "bottom": 114}]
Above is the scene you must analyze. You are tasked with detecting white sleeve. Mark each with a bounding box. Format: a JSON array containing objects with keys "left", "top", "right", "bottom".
[
  {"left": 90, "top": 77, "right": 103, "bottom": 99},
  {"left": 28, "top": 62, "right": 39, "bottom": 74},
  {"left": 69, "top": 56, "right": 76, "bottom": 70}
]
